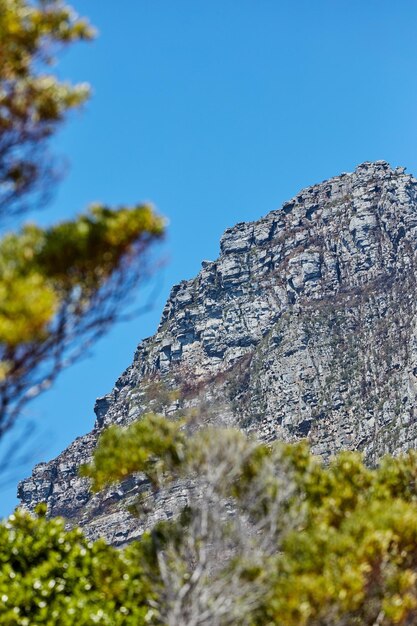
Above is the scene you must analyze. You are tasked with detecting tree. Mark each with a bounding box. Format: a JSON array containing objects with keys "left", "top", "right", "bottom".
[
  {"left": 0, "top": 205, "right": 163, "bottom": 438},
  {"left": 5, "top": 413, "right": 417, "bottom": 624},
  {"left": 0, "top": 505, "right": 155, "bottom": 625},
  {"left": 81, "top": 415, "right": 302, "bottom": 625},
  {"left": 0, "top": 0, "right": 93, "bottom": 218},
  {"left": 82, "top": 414, "right": 417, "bottom": 626},
  {"left": 0, "top": 0, "right": 165, "bottom": 443}
]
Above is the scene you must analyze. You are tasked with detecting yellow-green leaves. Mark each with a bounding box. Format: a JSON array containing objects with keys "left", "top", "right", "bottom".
[
  {"left": 0, "top": 508, "right": 154, "bottom": 625},
  {"left": 0, "top": 271, "right": 57, "bottom": 345},
  {"left": 0, "top": 0, "right": 167, "bottom": 437},
  {"left": 84, "top": 416, "right": 417, "bottom": 625},
  {"left": 8, "top": 419, "right": 417, "bottom": 625},
  {"left": 80, "top": 414, "right": 185, "bottom": 492},
  {"left": 0, "top": 0, "right": 94, "bottom": 216},
  {"left": 261, "top": 451, "right": 417, "bottom": 626},
  {"left": 0, "top": 225, "right": 56, "bottom": 345},
  {"left": 37, "top": 203, "right": 164, "bottom": 289},
  {"left": 0, "top": 203, "right": 164, "bottom": 435},
  {"left": 0, "top": 0, "right": 94, "bottom": 82},
  {"left": 0, "top": 204, "right": 164, "bottom": 349}
]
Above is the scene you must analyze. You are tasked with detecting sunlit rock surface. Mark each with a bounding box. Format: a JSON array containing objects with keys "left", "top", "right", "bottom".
[{"left": 19, "top": 161, "right": 417, "bottom": 544}]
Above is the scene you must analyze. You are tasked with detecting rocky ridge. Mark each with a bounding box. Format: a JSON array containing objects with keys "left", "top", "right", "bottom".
[{"left": 18, "top": 161, "right": 417, "bottom": 545}]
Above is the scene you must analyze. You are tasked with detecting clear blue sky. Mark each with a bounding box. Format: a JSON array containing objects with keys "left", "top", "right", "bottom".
[{"left": 2, "top": 0, "right": 417, "bottom": 515}]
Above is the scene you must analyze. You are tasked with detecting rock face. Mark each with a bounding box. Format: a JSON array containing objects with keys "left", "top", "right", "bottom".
[{"left": 18, "top": 161, "right": 417, "bottom": 545}]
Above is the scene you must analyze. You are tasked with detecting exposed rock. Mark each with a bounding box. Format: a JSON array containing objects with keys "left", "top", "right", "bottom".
[{"left": 18, "top": 161, "right": 417, "bottom": 545}]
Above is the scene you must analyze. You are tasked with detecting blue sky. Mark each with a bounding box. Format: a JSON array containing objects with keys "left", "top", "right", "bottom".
[{"left": 2, "top": 0, "right": 417, "bottom": 515}]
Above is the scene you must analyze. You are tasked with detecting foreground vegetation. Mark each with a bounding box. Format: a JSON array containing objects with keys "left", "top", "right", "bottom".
[
  {"left": 0, "top": 0, "right": 164, "bottom": 443},
  {"left": 3, "top": 414, "right": 417, "bottom": 625}
]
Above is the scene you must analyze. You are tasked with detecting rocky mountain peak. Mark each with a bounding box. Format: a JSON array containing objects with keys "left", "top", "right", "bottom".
[{"left": 18, "top": 161, "right": 417, "bottom": 545}]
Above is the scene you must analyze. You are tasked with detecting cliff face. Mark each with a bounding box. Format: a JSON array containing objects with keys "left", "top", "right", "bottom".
[{"left": 18, "top": 161, "right": 417, "bottom": 545}]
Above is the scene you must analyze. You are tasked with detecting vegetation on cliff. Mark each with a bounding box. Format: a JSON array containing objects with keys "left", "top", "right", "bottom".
[{"left": 5, "top": 416, "right": 417, "bottom": 624}]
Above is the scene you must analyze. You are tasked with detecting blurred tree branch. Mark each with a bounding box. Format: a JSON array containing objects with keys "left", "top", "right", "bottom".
[
  {"left": 0, "top": 0, "right": 94, "bottom": 220},
  {"left": 0, "top": 1, "right": 166, "bottom": 444}
]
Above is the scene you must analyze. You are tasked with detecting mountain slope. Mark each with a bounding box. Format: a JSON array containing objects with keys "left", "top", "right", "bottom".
[{"left": 18, "top": 161, "right": 417, "bottom": 544}]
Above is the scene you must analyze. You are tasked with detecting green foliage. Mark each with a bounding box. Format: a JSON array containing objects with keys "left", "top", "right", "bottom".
[
  {"left": 0, "top": 507, "right": 155, "bottom": 625},
  {"left": 0, "top": 4, "right": 170, "bottom": 621},
  {"left": 6, "top": 418, "right": 417, "bottom": 624},
  {"left": 0, "top": 0, "right": 94, "bottom": 216},
  {"left": 36, "top": 203, "right": 164, "bottom": 289},
  {"left": 84, "top": 417, "right": 417, "bottom": 625},
  {"left": 0, "top": 204, "right": 164, "bottom": 348},
  {"left": 0, "top": 202, "right": 164, "bottom": 436},
  {"left": 80, "top": 413, "right": 186, "bottom": 491},
  {"left": 0, "top": 0, "right": 165, "bottom": 436},
  {"left": 259, "top": 450, "right": 417, "bottom": 626}
]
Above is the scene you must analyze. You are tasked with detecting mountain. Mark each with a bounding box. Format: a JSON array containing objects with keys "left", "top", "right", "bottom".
[{"left": 18, "top": 161, "right": 417, "bottom": 545}]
